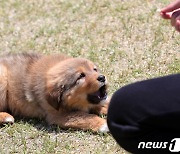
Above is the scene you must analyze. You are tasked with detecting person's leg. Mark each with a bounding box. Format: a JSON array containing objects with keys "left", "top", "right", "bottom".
[{"left": 107, "top": 74, "right": 180, "bottom": 154}]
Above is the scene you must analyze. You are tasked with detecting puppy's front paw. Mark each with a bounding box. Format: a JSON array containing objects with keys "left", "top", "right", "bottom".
[
  {"left": 99, "top": 122, "right": 109, "bottom": 133},
  {"left": 99, "top": 106, "right": 108, "bottom": 115}
]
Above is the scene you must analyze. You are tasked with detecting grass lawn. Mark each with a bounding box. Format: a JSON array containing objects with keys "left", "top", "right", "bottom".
[{"left": 0, "top": 0, "right": 179, "bottom": 153}]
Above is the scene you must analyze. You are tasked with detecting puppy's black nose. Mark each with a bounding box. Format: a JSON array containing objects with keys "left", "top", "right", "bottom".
[{"left": 97, "top": 75, "right": 105, "bottom": 82}]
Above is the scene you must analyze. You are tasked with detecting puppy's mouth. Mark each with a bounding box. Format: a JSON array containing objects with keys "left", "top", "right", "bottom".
[{"left": 87, "top": 84, "right": 107, "bottom": 104}]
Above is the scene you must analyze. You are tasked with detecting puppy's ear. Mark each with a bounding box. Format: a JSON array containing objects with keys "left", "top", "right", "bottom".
[
  {"left": 46, "top": 86, "right": 64, "bottom": 110},
  {"left": 46, "top": 76, "right": 77, "bottom": 110},
  {"left": 46, "top": 91, "right": 60, "bottom": 110}
]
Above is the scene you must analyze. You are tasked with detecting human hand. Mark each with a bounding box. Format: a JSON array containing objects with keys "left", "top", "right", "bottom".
[{"left": 160, "top": 0, "right": 180, "bottom": 32}]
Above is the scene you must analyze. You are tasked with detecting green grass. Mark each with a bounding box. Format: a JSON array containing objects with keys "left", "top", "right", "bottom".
[{"left": 0, "top": 0, "right": 179, "bottom": 153}]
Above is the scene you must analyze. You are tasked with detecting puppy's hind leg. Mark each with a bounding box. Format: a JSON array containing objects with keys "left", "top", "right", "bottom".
[
  {"left": 0, "top": 64, "right": 14, "bottom": 124},
  {"left": 0, "top": 112, "right": 14, "bottom": 124}
]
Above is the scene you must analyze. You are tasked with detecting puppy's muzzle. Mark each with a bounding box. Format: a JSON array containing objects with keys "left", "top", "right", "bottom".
[{"left": 87, "top": 75, "right": 107, "bottom": 104}]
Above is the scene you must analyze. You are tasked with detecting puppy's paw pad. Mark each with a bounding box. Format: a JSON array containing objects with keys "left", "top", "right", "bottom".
[{"left": 99, "top": 123, "right": 109, "bottom": 133}]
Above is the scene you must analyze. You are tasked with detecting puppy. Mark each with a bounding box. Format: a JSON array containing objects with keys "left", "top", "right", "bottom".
[{"left": 0, "top": 53, "right": 109, "bottom": 132}]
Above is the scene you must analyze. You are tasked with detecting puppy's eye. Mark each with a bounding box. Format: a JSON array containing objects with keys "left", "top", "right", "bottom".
[
  {"left": 93, "top": 68, "right": 97, "bottom": 72},
  {"left": 78, "top": 72, "right": 86, "bottom": 79}
]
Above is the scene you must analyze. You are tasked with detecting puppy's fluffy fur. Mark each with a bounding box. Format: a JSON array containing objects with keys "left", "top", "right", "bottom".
[{"left": 0, "top": 53, "right": 109, "bottom": 132}]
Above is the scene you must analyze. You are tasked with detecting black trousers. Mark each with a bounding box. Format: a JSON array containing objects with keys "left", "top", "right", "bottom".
[{"left": 107, "top": 74, "right": 180, "bottom": 154}]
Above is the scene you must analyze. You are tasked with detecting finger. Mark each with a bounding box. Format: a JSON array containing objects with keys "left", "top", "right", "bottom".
[
  {"left": 171, "top": 10, "right": 180, "bottom": 26},
  {"left": 161, "top": 0, "right": 180, "bottom": 13},
  {"left": 160, "top": 11, "right": 172, "bottom": 19},
  {"left": 175, "top": 17, "right": 180, "bottom": 32}
]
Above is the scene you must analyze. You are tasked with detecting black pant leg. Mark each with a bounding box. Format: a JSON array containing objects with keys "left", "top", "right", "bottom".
[{"left": 107, "top": 74, "right": 180, "bottom": 154}]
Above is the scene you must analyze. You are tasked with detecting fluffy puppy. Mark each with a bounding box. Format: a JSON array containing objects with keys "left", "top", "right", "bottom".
[{"left": 0, "top": 53, "right": 109, "bottom": 132}]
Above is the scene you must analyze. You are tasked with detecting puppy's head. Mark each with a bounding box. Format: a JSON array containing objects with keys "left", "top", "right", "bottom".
[{"left": 46, "top": 57, "right": 108, "bottom": 112}]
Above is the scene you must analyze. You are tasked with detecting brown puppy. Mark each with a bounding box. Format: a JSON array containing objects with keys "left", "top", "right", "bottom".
[{"left": 0, "top": 53, "right": 109, "bottom": 132}]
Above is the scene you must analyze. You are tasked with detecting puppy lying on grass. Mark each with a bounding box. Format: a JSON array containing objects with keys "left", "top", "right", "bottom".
[{"left": 0, "top": 53, "right": 109, "bottom": 132}]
